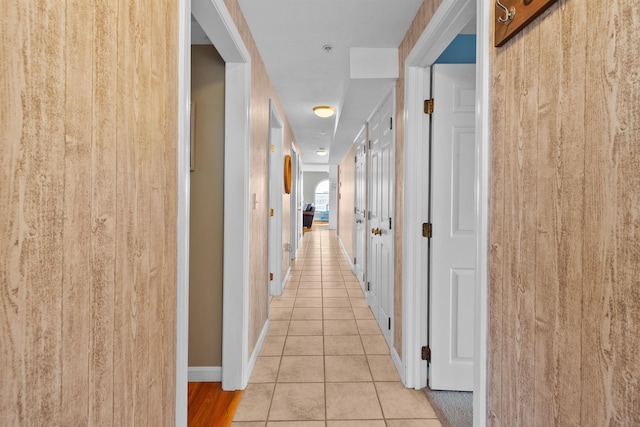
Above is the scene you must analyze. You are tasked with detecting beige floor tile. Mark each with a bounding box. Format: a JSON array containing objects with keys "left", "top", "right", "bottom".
[
  {"left": 298, "top": 281, "right": 322, "bottom": 289},
  {"left": 232, "top": 422, "right": 266, "bottom": 427},
  {"left": 280, "top": 288, "right": 298, "bottom": 298},
  {"left": 367, "top": 355, "right": 402, "bottom": 381},
  {"left": 296, "top": 289, "right": 322, "bottom": 298},
  {"left": 267, "top": 321, "right": 290, "bottom": 336},
  {"left": 324, "top": 319, "right": 359, "bottom": 335},
  {"left": 291, "top": 307, "right": 323, "bottom": 320},
  {"left": 324, "top": 335, "right": 365, "bottom": 355},
  {"left": 325, "top": 355, "right": 372, "bottom": 382},
  {"left": 287, "top": 320, "right": 323, "bottom": 336},
  {"left": 325, "top": 382, "right": 383, "bottom": 420},
  {"left": 270, "top": 307, "right": 293, "bottom": 320},
  {"left": 347, "top": 287, "right": 364, "bottom": 298},
  {"left": 352, "top": 307, "right": 375, "bottom": 320},
  {"left": 267, "top": 422, "right": 325, "bottom": 427},
  {"left": 323, "top": 288, "right": 349, "bottom": 298},
  {"left": 385, "top": 420, "right": 442, "bottom": 427},
  {"left": 277, "top": 355, "right": 324, "bottom": 382},
  {"left": 249, "top": 357, "right": 281, "bottom": 383},
  {"left": 283, "top": 335, "right": 324, "bottom": 355},
  {"left": 323, "top": 297, "right": 351, "bottom": 307},
  {"left": 301, "top": 275, "right": 322, "bottom": 282},
  {"left": 269, "top": 383, "right": 325, "bottom": 421},
  {"left": 294, "top": 297, "right": 323, "bottom": 308},
  {"left": 233, "top": 383, "right": 275, "bottom": 421},
  {"left": 350, "top": 298, "right": 369, "bottom": 308},
  {"left": 260, "top": 336, "right": 286, "bottom": 356},
  {"left": 322, "top": 281, "right": 346, "bottom": 288},
  {"left": 271, "top": 297, "right": 295, "bottom": 308},
  {"left": 356, "top": 319, "right": 383, "bottom": 335},
  {"left": 361, "top": 335, "right": 390, "bottom": 354},
  {"left": 375, "top": 382, "right": 438, "bottom": 419},
  {"left": 323, "top": 307, "right": 355, "bottom": 320},
  {"left": 344, "top": 281, "right": 362, "bottom": 289},
  {"left": 327, "top": 422, "right": 386, "bottom": 427}
]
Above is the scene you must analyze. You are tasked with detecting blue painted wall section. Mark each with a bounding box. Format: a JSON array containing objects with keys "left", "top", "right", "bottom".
[{"left": 435, "top": 34, "right": 476, "bottom": 64}]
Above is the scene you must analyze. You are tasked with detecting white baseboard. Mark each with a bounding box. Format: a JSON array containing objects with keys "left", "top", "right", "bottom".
[
  {"left": 391, "top": 345, "right": 406, "bottom": 385},
  {"left": 282, "top": 267, "right": 291, "bottom": 292},
  {"left": 188, "top": 366, "right": 222, "bottom": 382},
  {"left": 246, "top": 319, "right": 270, "bottom": 384},
  {"left": 337, "top": 236, "right": 355, "bottom": 272}
]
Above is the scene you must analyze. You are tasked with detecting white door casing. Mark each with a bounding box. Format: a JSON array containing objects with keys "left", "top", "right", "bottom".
[
  {"left": 290, "top": 144, "right": 300, "bottom": 260},
  {"left": 367, "top": 90, "right": 395, "bottom": 347},
  {"left": 428, "top": 64, "right": 476, "bottom": 391},
  {"left": 178, "top": 0, "right": 252, "bottom": 423},
  {"left": 353, "top": 126, "right": 367, "bottom": 286},
  {"left": 268, "top": 101, "right": 284, "bottom": 296}
]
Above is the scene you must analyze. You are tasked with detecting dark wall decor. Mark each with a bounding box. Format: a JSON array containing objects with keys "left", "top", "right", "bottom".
[{"left": 495, "top": 0, "right": 559, "bottom": 46}]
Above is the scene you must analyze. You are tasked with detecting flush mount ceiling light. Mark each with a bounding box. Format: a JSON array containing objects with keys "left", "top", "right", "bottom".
[
  {"left": 313, "top": 106, "right": 336, "bottom": 118},
  {"left": 316, "top": 148, "right": 327, "bottom": 156}
]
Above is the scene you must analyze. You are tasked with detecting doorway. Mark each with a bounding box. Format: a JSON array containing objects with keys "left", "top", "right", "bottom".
[
  {"left": 367, "top": 89, "right": 395, "bottom": 348},
  {"left": 177, "top": 0, "right": 252, "bottom": 422},
  {"left": 353, "top": 126, "right": 367, "bottom": 287},
  {"left": 402, "top": 0, "right": 491, "bottom": 424},
  {"left": 268, "top": 101, "right": 284, "bottom": 296}
]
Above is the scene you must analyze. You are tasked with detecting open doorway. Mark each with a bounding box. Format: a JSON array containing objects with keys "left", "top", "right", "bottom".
[
  {"left": 402, "top": 0, "right": 491, "bottom": 425},
  {"left": 177, "top": 0, "right": 252, "bottom": 423}
]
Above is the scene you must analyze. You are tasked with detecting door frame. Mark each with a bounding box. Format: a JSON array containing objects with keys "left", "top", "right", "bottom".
[
  {"left": 401, "top": 0, "right": 489, "bottom": 425},
  {"left": 268, "top": 100, "right": 284, "bottom": 296},
  {"left": 290, "top": 144, "right": 300, "bottom": 260},
  {"left": 177, "top": 0, "right": 251, "bottom": 423}
]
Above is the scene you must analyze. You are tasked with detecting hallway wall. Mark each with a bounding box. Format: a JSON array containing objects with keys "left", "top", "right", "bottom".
[
  {"left": 0, "top": 0, "right": 178, "bottom": 424},
  {"left": 488, "top": 0, "right": 640, "bottom": 424},
  {"left": 338, "top": 146, "right": 356, "bottom": 260},
  {"left": 189, "top": 45, "right": 225, "bottom": 367},
  {"left": 223, "top": 0, "right": 298, "bottom": 355}
]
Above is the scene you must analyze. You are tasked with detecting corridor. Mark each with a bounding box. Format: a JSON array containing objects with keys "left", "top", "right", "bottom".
[{"left": 232, "top": 227, "right": 441, "bottom": 426}]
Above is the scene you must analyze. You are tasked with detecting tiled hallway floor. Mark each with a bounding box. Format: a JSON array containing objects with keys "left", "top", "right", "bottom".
[{"left": 232, "top": 228, "right": 442, "bottom": 426}]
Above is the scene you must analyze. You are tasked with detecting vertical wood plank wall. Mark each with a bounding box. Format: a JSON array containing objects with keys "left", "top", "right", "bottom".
[
  {"left": 0, "top": 0, "right": 177, "bottom": 424},
  {"left": 224, "top": 0, "right": 298, "bottom": 355},
  {"left": 488, "top": 0, "right": 640, "bottom": 424}
]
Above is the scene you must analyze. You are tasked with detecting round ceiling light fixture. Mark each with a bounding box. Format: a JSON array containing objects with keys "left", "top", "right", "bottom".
[
  {"left": 313, "top": 106, "right": 336, "bottom": 118},
  {"left": 316, "top": 147, "right": 327, "bottom": 156}
]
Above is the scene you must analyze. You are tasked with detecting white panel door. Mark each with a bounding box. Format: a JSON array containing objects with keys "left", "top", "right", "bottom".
[
  {"left": 353, "top": 127, "right": 367, "bottom": 286},
  {"left": 368, "top": 91, "right": 394, "bottom": 346},
  {"left": 429, "top": 64, "right": 476, "bottom": 391}
]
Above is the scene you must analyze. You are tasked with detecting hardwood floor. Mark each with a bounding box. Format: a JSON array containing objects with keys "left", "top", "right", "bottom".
[{"left": 188, "top": 382, "right": 243, "bottom": 427}]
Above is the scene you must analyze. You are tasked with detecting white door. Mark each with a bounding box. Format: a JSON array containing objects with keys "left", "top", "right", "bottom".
[
  {"left": 368, "top": 91, "right": 394, "bottom": 346},
  {"left": 353, "top": 127, "right": 367, "bottom": 286},
  {"left": 428, "top": 64, "right": 476, "bottom": 391}
]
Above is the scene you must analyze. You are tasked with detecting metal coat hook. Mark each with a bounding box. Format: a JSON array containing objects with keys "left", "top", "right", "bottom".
[{"left": 496, "top": 0, "right": 516, "bottom": 25}]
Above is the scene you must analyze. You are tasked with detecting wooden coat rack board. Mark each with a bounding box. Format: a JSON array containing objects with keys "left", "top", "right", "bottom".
[{"left": 495, "top": 0, "right": 559, "bottom": 47}]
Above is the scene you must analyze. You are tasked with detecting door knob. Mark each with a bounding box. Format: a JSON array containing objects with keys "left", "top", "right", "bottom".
[{"left": 376, "top": 228, "right": 382, "bottom": 236}]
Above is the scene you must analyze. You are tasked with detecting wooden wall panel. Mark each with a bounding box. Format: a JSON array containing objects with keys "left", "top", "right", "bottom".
[
  {"left": 0, "top": 0, "right": 178, "bottom": 424},
  {"left": 489, "top": 0, "right": 640, "bottom": 424}
]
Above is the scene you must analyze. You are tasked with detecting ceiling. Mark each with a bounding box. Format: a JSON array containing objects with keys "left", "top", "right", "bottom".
[{"left": 235, "top": 0, "right": 424, "bottom": 166}]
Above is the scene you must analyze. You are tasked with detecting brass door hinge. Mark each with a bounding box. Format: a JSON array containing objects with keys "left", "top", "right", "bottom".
[
  {"left": 270, "top": 208, "right": 274, "bottom": 217},
  {"left": 422, "top": 345, "right": 431, "bottom": 362},
  {"left": 422, "top": 222, "right": 433, "bottom": 238},
  {"left": 270, "top": 144, "right": 275, "bottom": 152},
  {"left": 269, "top": 273, "right": 274, "bottom": 281},
  {"left": 424, "top": 99, "right": 434, "bottom": 115}
]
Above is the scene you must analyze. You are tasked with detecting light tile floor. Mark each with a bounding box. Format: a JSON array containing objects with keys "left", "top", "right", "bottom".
[{"left": 232, "top": 228, "right": 442, "bottom": 427}]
